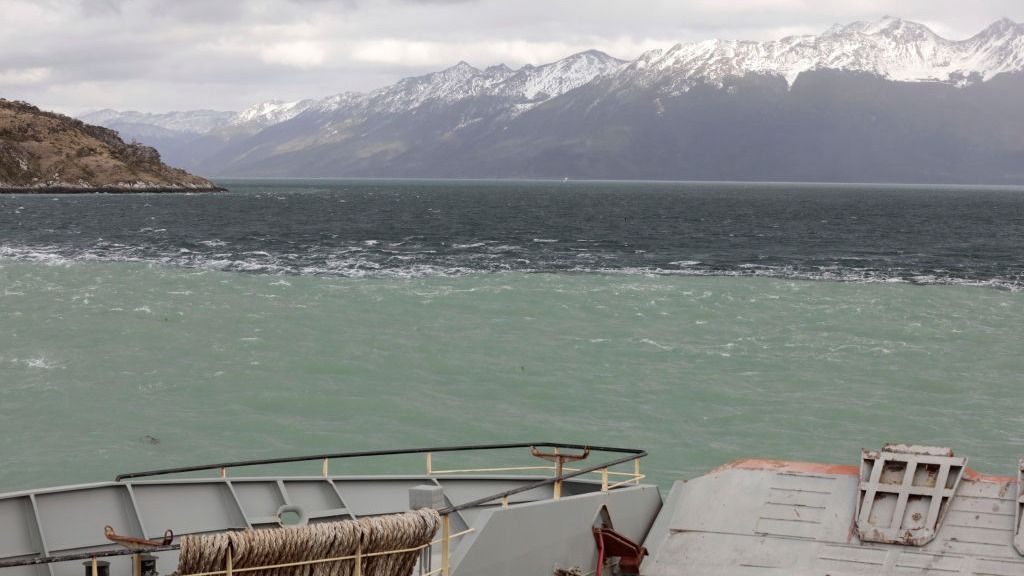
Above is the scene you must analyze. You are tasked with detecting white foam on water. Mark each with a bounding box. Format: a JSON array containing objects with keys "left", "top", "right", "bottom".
[
  {"left": 17, "top": 356, "right": 59, "bottom": 370},
  {"left": 639, "top": 338, "right": 675, "bottom": 351},
  {"left": 0, "top": 243, "right": 1020, "bottom": 291},
  {"left": 487, "top": 245, "right": 521, "bottom": 253}
]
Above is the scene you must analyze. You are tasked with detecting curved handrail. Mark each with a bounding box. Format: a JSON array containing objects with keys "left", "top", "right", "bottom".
[
  {"left": 1, "top": 442, "right": 648, "bottom": 570},
  {"left": 114, "top": 441, "right": 644, "bottom": 481}
]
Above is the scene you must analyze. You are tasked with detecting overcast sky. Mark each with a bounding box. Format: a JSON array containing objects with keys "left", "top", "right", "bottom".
[{"left": 3, "top": 0, "right": 1024, "bottom": 115}]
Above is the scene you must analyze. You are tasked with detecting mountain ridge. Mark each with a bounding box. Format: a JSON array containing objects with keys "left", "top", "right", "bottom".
[
  {"left": 77, "top": 17, "right": 1024, "bottom": 184},
  {"left": 84, "top": 16, "right": 1024, "bottom": 132}
]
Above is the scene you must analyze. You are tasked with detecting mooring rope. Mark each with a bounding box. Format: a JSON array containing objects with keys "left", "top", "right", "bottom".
[{"left": 177, "top": 510, "right": 441, "bottom": 576}]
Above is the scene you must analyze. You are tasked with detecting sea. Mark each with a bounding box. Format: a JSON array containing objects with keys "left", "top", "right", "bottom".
[{"left": 1, "top": 178, "right": 1022, "bottom": 492}]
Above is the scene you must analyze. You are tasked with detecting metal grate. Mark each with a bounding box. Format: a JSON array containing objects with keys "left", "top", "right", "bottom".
[{"left": 855, "top": 444, "right": 966, "bottom": 546}]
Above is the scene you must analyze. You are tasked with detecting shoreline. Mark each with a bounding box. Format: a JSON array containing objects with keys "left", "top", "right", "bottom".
[{"left": 0, "top": 186, "right": 228, "bottom": 194}]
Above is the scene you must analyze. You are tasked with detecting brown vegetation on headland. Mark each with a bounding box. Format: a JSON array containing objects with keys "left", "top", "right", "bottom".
[{"left": 0, "top": 99, "right": 224, "bottom": 193}]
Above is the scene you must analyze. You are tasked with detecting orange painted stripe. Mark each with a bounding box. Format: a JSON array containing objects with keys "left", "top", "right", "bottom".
[
  {"left": 713, "top": 458, "right": 859, "bottom": 476},
  {"left": 711, "top": 458, "right": 1016, "bottom": 484}
]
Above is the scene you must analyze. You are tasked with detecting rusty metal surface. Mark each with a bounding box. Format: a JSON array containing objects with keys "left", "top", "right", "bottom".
[
  {"left": 103, "top": 526, "right": 173, "bottom": 550},
  {"left": 593, "top": 527, "right": 647, "bottom": 576},
  {"left": 855, "top": 445, "right": 966, "bottom": 546},
  {"left": 530, "top": 446, "right": 591, "bottom": 465}
]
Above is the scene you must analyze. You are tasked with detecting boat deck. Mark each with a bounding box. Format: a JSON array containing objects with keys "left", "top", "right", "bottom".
[
  {"left": 0, "top": 442, "right": 660, "bottom": 576},
  {"left": 642, "top": 449, "right": 1024, "bottom": 575}
]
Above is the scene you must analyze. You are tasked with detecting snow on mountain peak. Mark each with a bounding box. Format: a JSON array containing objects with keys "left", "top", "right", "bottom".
[
  {"left": 621, "top": 17, "right": 1024, "bottom": 92},
  {"left": 231, "top": 99, "right": 315, "bottom": 127},
  {"left": 973, "top": 17, "right": 1023, "bottom": 41},
  {"left": 78, "top": 108, "right": 235, "bottom": 134},
  {"left": 83, "top": 17, "right": 1024, "bottom": 140},
  {"left": 366, "top": 51, "right": 623, "bottom": 114},
  {"left": 491, "top": 49, "right": 626, "bottom": 102}
]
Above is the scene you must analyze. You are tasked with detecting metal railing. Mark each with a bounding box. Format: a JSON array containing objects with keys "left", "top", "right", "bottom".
[{"left": 1, "top": 442, "right": 647, "bottom": 576}]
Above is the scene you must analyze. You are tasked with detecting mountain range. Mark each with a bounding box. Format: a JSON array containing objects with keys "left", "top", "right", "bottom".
[{"left": 80, "top": 17, "right": 1024, "bottom": 184}]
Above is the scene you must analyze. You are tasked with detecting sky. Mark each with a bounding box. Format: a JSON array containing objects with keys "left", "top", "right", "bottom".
[{"left": 3, "top": 0, "right": 1024, "bottom": 115}]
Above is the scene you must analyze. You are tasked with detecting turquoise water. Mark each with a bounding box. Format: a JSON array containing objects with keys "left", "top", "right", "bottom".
[{"left": 2, "top": 259, "right": 1021, "bottom": 492}]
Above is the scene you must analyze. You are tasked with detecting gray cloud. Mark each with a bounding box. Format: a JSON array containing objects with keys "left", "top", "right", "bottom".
[{"left": 2, "top": 0, "right": 1023, "bottom": 114}]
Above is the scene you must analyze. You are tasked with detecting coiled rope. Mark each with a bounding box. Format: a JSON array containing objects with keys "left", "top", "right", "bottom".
[{"left": 177, "top": 509, "right": 441, "bottom": 576}]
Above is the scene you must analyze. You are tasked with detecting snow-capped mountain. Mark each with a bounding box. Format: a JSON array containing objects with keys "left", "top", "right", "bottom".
[
  {"left": 622, "top": 16, "right": 1024, "bottom": 92},
  {"left": 314, "top": 49, "right": 625, "bottom": 116},
  {"left": 85, "top": 17, "right": 1024, "bottom": 137},
  {"left": 82, "top": 49, "right": 625, "bottom": 134},
  {"left": 230, "top": 99, "right": 316, "bottom": 128},
  {"left": 80, "top": 100, "right": 317, "bottom": 135},
  {"left": 490, "top": 50, "right": 627, "bottom": 102},
  {"left": 79, "top": 17, "right": 1024, "bottom": 184},
  {"left": 78, "top": 108, "right": 235, "bottom": 134}
]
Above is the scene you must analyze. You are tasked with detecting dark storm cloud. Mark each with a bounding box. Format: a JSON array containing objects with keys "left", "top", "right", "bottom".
[{"left": 2, "top": 0, "right": 1023, "bottom": 114}]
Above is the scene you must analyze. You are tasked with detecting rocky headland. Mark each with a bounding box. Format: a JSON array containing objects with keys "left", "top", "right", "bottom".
[{"left": 0, "top": 99, "right": 223, "bottom": 193}]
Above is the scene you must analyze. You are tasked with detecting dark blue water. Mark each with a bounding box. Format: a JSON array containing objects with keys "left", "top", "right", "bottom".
[{"left": 1, "top": 179, "right": 1023, "bottom": 288}]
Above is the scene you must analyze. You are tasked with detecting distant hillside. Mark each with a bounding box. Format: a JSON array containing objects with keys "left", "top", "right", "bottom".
[
  {"left": 0, "top": 99, "right": 222, "bottom": 192},
  {"left": 82, "top": 17, "right": 1024, "bottom": 184}
]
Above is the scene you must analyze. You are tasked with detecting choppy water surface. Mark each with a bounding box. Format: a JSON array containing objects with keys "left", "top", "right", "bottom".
[
  {"left": 1, "top": 180, "right": 1022, "bottom": 491},
  {"left": 2, "top": 179, "right": 1023, "bottom": 288}
]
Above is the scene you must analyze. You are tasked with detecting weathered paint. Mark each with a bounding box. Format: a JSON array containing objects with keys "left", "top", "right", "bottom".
[{"left": 645, "top": 449, "right": 1024, "bottom": 575}]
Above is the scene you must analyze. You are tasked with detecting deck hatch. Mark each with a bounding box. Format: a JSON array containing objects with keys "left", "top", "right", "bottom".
[{"left": 855, "top": 444, "right": 965, "bottom": 546}]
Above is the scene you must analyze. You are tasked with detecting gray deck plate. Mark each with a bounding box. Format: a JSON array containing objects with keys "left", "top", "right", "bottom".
[{"left": 642, "top": 461, "right": 1024, "bottom": 575}]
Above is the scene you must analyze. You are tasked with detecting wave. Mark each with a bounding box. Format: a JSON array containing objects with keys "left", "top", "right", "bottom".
[{"left": 1, "top": 243, "right": 1020, "bottom": 290}]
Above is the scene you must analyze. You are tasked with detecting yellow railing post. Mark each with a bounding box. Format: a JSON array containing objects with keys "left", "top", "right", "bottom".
[
  {"left": 441, "top": 514, "right": 451, "bottom": 576},
  {"left": 501, "top": 495, "right": 509, "bottom": 510},
  {"left": 220, "top": 467, "right": 227, "bottom": 479},
  {"left": 322, "top": 458, "right": 329, "bottom": 477},
  {"left": 354, "top": 543, "right": 362, "bottom": 576},
  {"left": 553, "top": 448, "right": 563, "bottom": 500},
  {"left": 426, "top": 452, "right": 433, "bottom": 475},
  {"left": 133, "top": 554, "right": 141, "bottom": 576},
  {"left": 91, "top": 558, "right": 98, "bottom": 576},
  {"left": 634, "top": 459, "right": 641, "bottom": 485},
  {"left": 225, "top": 548, "right": 233, "bottom": 576},
  {"left": 601, "top": 468, "right": 609, "bottom": 491}
]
